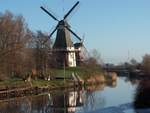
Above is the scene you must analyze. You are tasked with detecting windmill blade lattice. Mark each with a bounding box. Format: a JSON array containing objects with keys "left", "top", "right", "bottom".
[
  {"left": 41, "top": 1, "right": 82, "bottom": 44},
  {"left": 64, "top": 1, "right": 79, "bottom": 20},
  {"left": 65, "top": 26, "right": 82, "bottom": 41},
  {"left": 49, "top": 24, "right": 59, "bottom": 38},
  {"left": 40, "top": 6, "right": 59, "bottom": 21}
]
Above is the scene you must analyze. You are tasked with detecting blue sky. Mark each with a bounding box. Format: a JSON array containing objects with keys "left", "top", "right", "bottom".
[{"left": 1, "top": 0, "right": 150, "bottom": 64}]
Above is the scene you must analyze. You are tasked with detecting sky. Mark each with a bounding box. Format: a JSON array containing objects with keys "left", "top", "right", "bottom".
[{"left": 1, "top": 0, "right": 150, "bottom": 64}]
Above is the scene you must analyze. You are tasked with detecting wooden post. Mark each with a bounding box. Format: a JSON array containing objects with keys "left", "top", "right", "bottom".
[{"left": 64, "top": 60, "right": 66, "bottom": 84}]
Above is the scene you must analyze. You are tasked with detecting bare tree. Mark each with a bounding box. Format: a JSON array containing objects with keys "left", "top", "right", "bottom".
[
  {"left": 0, "top": 11, "right": 54, "bottom": 80},
  {"left": 83, "top": 49, "right": 103, "bottom": 67},
  {"left": 0, "top": 11, "right": 31, "bottom": 79},
  {"left": 34, "top": 31, "right": 52, "bottom": 78},
  {"left": 142, "top": 54, "right": 150, "bottom": 75}
]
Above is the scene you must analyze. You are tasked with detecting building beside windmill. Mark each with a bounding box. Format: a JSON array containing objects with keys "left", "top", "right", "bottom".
[{"left": 41, "top": 1, "right": 83, "bottom": 67}]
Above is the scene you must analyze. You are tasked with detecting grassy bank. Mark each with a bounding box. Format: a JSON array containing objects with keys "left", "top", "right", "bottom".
[
  {"left": 49, "top": 66, "right": 104, "bottom": 80},
  {"left": 0, "top": 66, "right": 118, "bottom": 100},
  {"left": 0, "top": 66, "right": 107, "bottom": 91}
]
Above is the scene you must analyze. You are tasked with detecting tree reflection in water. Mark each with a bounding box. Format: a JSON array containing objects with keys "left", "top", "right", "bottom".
[
  {"left": 0, "top": 80, "right": 117, "bottom": 113},
  {"left": 0, "top": 88, "right": 84, "bottom": 113},
  {"left": 83, "top": 83, "right": 106, "bottom": 112},
  {"left": 0, "top": 94, "right": 51, "bottom": 113}
]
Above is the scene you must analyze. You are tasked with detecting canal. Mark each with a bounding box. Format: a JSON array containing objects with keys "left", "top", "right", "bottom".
[{"left": 0, "top": 77, "right": 149, "bottom": 113}]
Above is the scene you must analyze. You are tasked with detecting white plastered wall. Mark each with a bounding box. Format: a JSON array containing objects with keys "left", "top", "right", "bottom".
[{"left": 67, "top": 47, "right": 76, "bottom": 67}]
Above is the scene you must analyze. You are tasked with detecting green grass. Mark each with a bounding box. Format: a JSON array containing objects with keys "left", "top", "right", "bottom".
[
  {"left": 0, "top": 78, "right": 71, "bottom": 90},
  {"left": 31, "top": 79, "right": 66, "bottom": 88},
  {"left": 0, "top": 78, "right": 30, "bottom": 90},
  {"left": 0, "top": 66, "right": 103, "bottom": 90},
  {"left": 49, "top": 66, "right": 103, "bottom": 80}
]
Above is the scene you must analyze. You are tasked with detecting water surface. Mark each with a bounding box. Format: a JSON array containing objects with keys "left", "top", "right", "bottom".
[{"left": 0, "top": 77, "right": 143, "bottom": 113}]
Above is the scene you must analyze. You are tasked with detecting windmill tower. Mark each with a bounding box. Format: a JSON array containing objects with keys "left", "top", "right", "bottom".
[{"left": 41, "top": 1, "right": 83, "bottom": 67}]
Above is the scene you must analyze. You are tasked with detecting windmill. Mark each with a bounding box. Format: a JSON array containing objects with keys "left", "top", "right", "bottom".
[{"left": 41, "top": 1, "right": 84, "bottom": 67}]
